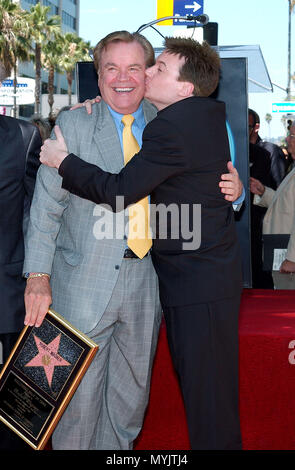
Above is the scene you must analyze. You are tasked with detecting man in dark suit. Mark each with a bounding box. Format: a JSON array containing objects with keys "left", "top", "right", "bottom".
[
  {"left": 0, "top": 63, "right": 41, "bottom": 449},
  {"left": 249, "top": 108, "right": 287, "bottom": 188},
  {"left": 249, "top": 142, "right": 274, "bottom": 288},
  {"left": 37, "top": 38, "right": 243, "bottom": 449}
]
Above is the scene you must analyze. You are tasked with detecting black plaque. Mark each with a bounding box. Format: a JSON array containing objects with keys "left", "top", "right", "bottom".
[{"left": 0, "top": 309, "right": 98, "bottom": 450}]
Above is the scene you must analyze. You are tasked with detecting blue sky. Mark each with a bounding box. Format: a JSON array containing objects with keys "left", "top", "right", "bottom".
[{"left": 79, "top": 0, "right": 295, "bottom": 140}]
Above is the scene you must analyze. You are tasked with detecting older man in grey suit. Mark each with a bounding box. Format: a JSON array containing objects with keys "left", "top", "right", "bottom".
[
  {"left": 24, "top": 31, "right": 162, "bottom": 451},
  {"left": 24, "top": 31, "right": 242, "bottom": 450}
]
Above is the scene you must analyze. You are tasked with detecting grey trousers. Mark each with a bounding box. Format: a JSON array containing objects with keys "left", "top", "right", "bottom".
[{"left": 52, "top": 255, "right": 162, "bottom": 450}]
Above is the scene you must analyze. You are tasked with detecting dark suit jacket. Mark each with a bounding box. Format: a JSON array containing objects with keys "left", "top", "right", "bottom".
[
  {"left": 0, "top": 115, "right": 41, "bottom": 333},
  {"left": 59, "top": 97, "right": 242, "bottom": 307},
  {"left": 256, "top": 136, "right": 287, "bottom": 189}
]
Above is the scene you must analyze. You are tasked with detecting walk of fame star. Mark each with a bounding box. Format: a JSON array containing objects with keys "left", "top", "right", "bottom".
[{"left": 25, "top": 334, "right": 71, "bottom": 387}]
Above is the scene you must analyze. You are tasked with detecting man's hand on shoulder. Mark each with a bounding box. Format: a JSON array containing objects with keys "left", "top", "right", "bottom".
[
  {"left": 40, "top": 125, "right": 69, "bottom": 169},
  {"left": 219, "top": 161, "right": 243, "bottom": 202},
  {"left": 70, "top": 96, "right": 101, "bottom": 115}
]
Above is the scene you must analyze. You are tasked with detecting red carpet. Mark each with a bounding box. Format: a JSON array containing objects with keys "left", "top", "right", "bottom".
[
  {"left": 135, "top": 289, "right": 295, "bottom": 450},
  {"left": 134, "top": 320, "right": 190, "bottom": 450}
]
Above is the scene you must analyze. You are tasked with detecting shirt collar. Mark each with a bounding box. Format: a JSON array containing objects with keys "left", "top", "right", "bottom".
[{"left": 107, "top": 102, "right": 145, "bottom": 128}]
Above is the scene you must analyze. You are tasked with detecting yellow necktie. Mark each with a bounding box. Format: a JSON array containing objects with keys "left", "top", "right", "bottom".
[{"left": 121, "top": 114, "right": 152, "bottom": 259}]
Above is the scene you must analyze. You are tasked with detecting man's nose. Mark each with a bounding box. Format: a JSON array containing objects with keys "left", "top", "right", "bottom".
[{"left": 117, "top": 69, "right": 129, "bottom": 80}]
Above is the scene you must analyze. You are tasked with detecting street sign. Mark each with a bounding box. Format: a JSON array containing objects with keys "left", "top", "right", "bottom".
[
  {"left": 157, "top": 0, "right": 204, "bottom": 26},
  {"left": 272, "top": 102, "right": 295, "bottom": 113},
  {"left": 0, "top": 77, "right": 35, "bottom": 106}
]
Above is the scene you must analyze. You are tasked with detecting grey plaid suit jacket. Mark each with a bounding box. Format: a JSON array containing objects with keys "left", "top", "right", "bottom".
[{"left": 23, "top": 99, "right": 157, "bottom": 333}]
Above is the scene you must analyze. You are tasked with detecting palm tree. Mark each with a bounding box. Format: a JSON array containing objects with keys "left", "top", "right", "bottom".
[
  {"left": 265, "top": 113, "right": 272, "bottom": 139},
  {"left": 25, "top": 3, "right": 61, "bottom": 115},
  {"left": 0, "top": 1, "right": 31, "bottom": 116},
  {"left": 42, "top": 34, "right": 64, "bottom": 118},
  {"left": 0, "top": 0, "right": 20, "bottom": 76},
  {"left": 59, "top": 33, "right": 91, "bottom": 106}
]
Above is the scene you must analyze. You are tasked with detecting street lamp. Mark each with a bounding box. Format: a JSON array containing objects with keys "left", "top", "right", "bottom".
[{"left": 136, "top": 14, "right": 209, "bottom": 34}]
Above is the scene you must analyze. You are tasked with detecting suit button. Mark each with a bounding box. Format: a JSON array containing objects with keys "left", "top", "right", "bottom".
[{"left": 115, "top": 265, "right": 120, "bottom": 270}]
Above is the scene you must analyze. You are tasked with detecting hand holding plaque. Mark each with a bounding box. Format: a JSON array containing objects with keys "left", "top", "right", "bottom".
[{"left": 0, "top": 309, "right": 98, "bottom": 450}]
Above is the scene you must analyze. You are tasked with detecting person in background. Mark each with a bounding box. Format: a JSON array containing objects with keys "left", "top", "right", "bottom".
[
  {"left": 248, "top": 108, "right": 287, "bottom": 188},
  {"left": 30, "top": 115, "right": 51, "bottom": 142},
  {"left": 250, "top": 120, "right": 295, "bottom": 289},
  {"left": 0, "top": 62, "right": 41, "bottom": 449},
  {"left": 248, "top": 137, "right": 274, "bottom": 288}
]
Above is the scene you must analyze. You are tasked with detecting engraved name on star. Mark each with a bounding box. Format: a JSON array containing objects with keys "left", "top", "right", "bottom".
[{"left": 25, "top": 334, "right": 71, "bottom": 388}]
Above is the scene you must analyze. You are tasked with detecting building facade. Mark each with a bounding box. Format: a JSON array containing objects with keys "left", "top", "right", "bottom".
[{"left": 17, "top": 0, "right": 80, "bottom": 116}]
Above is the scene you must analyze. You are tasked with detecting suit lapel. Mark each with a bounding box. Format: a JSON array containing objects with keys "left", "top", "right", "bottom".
[
  {"left": 142, "top": 99, "right": 157, "bottom": 126},
  {"left": 90, "top": 99, "right": 156, "bottom": 173},
  {"left": 0, "top": 115, "right": 12, "bottom": 148},
  {"left": 0, "top": 115, "right": 23, "bottom": 168},
  {"left": 92, "top": 100, "right": 123, "bottom": 173}
]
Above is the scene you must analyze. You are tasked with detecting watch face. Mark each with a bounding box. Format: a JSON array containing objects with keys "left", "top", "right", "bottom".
[{"left": 23, "top": 273, "right": 30, "bottom": 279}]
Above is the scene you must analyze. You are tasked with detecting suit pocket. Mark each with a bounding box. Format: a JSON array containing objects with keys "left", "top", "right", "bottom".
[{"left": 60, "top": 249, "right": 83, "bottom": 266}]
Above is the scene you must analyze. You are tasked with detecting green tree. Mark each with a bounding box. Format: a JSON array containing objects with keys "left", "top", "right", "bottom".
[
  {"left": 0, "top": 0, "right": 19, "bottom": 76},
  {"left": 265, "top": 113, "right": 272, "bottom": 139},
  {"left": 281, "top": 114, "right": 287, "bottom": 132},
  {"left": 59, "top": 33, "right": 91, "bottom": 106},
  {"left": 42, "top": 33, "right": 64, "bottom": 118},
  {"left": 25, "top": 3, "right": 61, "bottom": 115},
  {"left": 0, "top": 0, "right": 31, "bottom": 116}
]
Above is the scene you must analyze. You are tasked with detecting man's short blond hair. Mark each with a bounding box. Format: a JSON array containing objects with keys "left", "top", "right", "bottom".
[{"left": 93, "top": 30, "right": 155, "bottom": 73}]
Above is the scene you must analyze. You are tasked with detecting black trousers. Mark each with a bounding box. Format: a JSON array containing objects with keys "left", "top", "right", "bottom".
[
  {"left": 0, "top": 331, "right": 32, "bottom": 450},
  {"left": 163, "top": 294, "right": 242, "bottom": 450}
]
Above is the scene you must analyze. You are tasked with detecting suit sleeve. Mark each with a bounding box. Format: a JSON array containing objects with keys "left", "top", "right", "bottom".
[
  {"left": 286, "top": 220, "right": 295, "bottom": 262},
  {"left": 23, "top": 113, "right": 76, "bottom": 275},
  {"left": 59, "top": 117, "right": 188, "bottom": 210},
  {"left": 253, "top": 186, "right": 276, "bottom": 208},
  {"left": 23, "top": 125, "right": 42, "bottom": 235},
  {"left": 286, "top": 179, "right": 295, "bottom": 262}
]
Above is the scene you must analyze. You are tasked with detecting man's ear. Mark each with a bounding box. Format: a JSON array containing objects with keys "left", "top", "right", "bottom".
[{"left": 178, "top": 81, "right": 194, "bottom": 98}]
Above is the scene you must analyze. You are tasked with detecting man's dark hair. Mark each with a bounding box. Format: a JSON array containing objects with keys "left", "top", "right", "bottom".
[
  {"left": 248, "top": 108, "right": 260, "bottom": 125},
  {"left": 164, "top": 37, "right": 221, "bottom": 97},
  {"left": 93, "top": 30, "right": 155, "bottom": 73}
]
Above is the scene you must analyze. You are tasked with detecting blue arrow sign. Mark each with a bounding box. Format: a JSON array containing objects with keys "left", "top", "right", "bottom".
[{"left": 173, "top": 0, "right": 204, "bottom": 25}]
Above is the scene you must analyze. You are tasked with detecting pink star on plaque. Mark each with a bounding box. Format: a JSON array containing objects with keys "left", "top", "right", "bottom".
[{"left": 25, "top": 334, "right": 70, "bottom": 388}]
